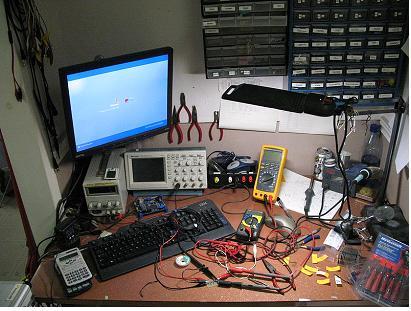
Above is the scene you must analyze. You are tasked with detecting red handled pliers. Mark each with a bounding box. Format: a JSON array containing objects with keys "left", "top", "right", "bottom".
[
  {"left": 209, "top": 111, "right": 223, "bottom": 141},
  {"left": 177, "top": 93, "right": 192, "bottom": 123},
  {"left": 168, "top": 106, "right": 183, "bottom": 144},
  {"left": 187, "top": 106, "right": 202, "bottom": 142}
]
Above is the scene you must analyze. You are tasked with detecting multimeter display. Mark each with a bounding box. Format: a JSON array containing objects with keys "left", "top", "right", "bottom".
[{"left": 253, "top": 145, "right": 287, "bottom": 201}]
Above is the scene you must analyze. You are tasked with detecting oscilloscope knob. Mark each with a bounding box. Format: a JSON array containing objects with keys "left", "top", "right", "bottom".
[
  {"left": 182, "top": 176, "right": 188, "bottom": 182},
  {"left": 198, "top": 176, "right": 204, "bottom": 181},
  {"left": 186, "top": 160, "right": 191, "bottom": 166}
]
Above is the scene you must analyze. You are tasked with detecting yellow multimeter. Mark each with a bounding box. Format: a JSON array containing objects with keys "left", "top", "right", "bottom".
[{"left": 253, "top": 145, "right": 287, "bottom": 202}]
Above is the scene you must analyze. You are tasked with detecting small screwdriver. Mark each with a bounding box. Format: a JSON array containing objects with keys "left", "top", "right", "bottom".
[
  {"left": 364, "top": 262, "right": 378, "bottom": 291},
  {"left": 389, "top": 274, "right": 405, "bottom": 303},
  {"left": 370, "top": 266, "right": 384, "bottom": 293},
  {"left": 383, "top": 273, "right": 398, "bottom": 301},
  {"left": 378, "top": 266, "right": 391, "bottom": 294}
]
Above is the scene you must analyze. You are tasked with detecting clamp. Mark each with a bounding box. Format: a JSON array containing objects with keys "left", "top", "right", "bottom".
[
  {"left": 209, "top": 111, "right": 223, "bottom": 141},
  {"left": 187, "top": 106, "right": 202, "bottom": 142},
  {"left": 168, "top": 106, "right": 183, "bottom": 144}
]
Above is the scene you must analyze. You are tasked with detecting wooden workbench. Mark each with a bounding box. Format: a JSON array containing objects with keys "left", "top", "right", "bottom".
[{"left": 31, "top": 189, "right": 377, "bottom": 306}]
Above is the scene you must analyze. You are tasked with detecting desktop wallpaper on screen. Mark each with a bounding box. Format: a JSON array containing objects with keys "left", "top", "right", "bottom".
[{"left": 66, "top": 55, "right": 169, "bottom": 152}]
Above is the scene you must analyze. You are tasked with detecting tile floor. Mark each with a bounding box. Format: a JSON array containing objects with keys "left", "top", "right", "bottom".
[{"left": 0, "top": 195, "right": 27, "bottom": 281}]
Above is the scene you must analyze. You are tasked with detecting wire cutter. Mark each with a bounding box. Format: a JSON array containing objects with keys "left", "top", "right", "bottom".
[
  {"left": 177, "top": 93, "right": 192, "bottom": 123},
  {"left": 209, "top": 111, "right": 223, "bottom": 141},
  {"left": 168, "top": 106, "right": 183, "bottom": 144},
  {"left": 187, "top": 106, "right": 202, "bottom": 142}
]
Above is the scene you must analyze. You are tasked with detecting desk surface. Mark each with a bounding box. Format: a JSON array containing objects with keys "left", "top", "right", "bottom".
[{"left": 31, "top": 189, "right": 374, "bottom": 306}]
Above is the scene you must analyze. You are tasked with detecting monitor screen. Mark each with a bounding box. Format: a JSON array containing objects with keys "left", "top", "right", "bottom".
[{"left": 59, "top": 47, "right": 172, "bottom": 158}]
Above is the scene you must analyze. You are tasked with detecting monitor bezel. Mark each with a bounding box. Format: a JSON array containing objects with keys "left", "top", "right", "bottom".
[{"left": 59, "top": 46, "right": 173, "bottom": 159}]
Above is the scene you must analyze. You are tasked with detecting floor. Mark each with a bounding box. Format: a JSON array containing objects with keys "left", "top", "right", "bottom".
[{"left": 0, "top": 194, "right": 27, "bottom": 281}]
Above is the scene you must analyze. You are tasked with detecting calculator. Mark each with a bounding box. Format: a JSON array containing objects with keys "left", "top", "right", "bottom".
[{"left": 54, "top": 248, "right": 92, "bottom": 297}]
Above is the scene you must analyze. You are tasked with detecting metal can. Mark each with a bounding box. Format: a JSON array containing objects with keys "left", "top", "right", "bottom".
[{"left": 314, "top": 147, "right": 334, "bottom": 180}]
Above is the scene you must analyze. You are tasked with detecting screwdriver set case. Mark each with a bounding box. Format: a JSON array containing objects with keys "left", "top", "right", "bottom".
[{"left": 354, "top": 233, "right": 409, "bottom": 306}]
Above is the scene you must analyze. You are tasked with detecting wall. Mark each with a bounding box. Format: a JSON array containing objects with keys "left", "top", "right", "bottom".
[
  {"left": 0, "top": 4, "right": 62, "bottom": 244},
  {"left": 37, "top": 1, "right": 407, "bottom": 217}
]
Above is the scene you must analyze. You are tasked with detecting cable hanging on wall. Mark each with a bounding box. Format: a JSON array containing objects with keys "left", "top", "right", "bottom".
[{"left": 3, "top": 0, "right": 60, "bottom": 169}]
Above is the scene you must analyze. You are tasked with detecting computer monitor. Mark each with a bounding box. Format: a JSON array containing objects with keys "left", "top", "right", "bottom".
[{"left": 59, "top": 47, "right": 173, "bottom": 158}]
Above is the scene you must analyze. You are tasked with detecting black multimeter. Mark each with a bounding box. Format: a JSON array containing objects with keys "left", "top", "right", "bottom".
[{"left": 236, "top": 209, "right": 265, "bottom": 241}]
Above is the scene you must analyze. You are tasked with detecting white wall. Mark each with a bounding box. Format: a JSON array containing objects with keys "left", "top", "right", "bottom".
[
  {"left": 36, "top": 0, "right": 407, "bottom": 217},
  {"left": 0, "top": 4, "right": 62, "bottom": 244}
]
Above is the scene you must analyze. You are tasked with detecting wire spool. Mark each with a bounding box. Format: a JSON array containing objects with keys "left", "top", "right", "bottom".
[{"left": 175, "top": 255, "right": 191, "bottom": 268}]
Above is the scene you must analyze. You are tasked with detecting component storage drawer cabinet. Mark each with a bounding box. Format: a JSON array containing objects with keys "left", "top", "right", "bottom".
[
  {"left": 288, "top": 0, "right": 408, "bottom": 106},
  {"left": 202, "top": 0, "right": 288, "bottom": 79}
]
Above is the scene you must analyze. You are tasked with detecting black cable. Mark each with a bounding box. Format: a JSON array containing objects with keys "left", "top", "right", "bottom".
[
  {"left": 220, "top": 184, "right": 251, "bottom": 215},
  {"left": 36, "top": 235, "right": 56, "bottom": 256}
]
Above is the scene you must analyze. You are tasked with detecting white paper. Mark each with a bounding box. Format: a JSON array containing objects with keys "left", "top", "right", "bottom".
[
  {"left": 395, "top": 114, "right": 409, "bottom": 173},
  {"left": 323, "top": 229, "right": 344, "bottom": 250},
  {"left": 278, "top": 169, "right": 344, "bottom": 218},
  {"left": 219, "top": 100, "right": 279, "bottom": 132},
  {"left": 278, "top": 111, "right": 334, "bottom": 135}
]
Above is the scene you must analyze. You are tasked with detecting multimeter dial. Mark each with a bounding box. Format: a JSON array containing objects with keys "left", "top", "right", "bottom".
[{"left": 244, "top": 216, "right": 259, "bottom": 227}]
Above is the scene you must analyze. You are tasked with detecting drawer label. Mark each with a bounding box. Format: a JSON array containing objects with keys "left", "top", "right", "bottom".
[
  {"left": 363, "top": 81, "right": 376, "bottom": 87},
  {"left": 369, "top": 26, "right": 384, "bottom": 32},
  {"left": 329, "top": 55, "right": 343, "bottom": 61},
  {"left": 327, "top": 82, "right": 343, "bottom": 87},
  {"left": 349, "top": 27, "right": 366, "bottom": 33},
  {"left": 347, "top": 54, "right": 363, "bottom": 61},
  {"left": 273, "top": 3, "right": 286, "bottom": 9},
  {"left": 331, "top": 28, "right": 344, "bottom": 34},
  {"left": 293, "top": 27, "right": 310, "bottom": 34},
  {"left": 388, "top": 27, "right": 402, "bottom": 33},
  {"left": 311, "top": 83, "right": 324, "bottom": 88},
  {"left": 293, "top": 69, "right": 307, "bottom": 75},
  {"left": 204, "top": 6, "right": 218, "bottom": 13},
  {"left": 294, "top": 56, "right": 308, "bottom": 62},
  {"left": 312, "top": 56, "right": 325, "bottom": 62},
  {"left": 363, "top": 94, "right": 375, "bottom": 99},
  {"left": 382, "top": 67, "right": 397, "bottom": 73},
  {"left": 386, "top": 40, "right": 401, "bottom": 46},
  {"left": 313, "top": 28, "right": 328, "bottom": 34},
  {"left": 311, "top": 69, "right": 326, "bottom": 74},
  {"left": 295, "top": 42, "right": 309, "bottom": 48},
  {"left": 329, "top": 69, "right": 343, "bottom": 74},
  {"left": 368, "top": 40, "right": 381, "bottom": 46},
  {"left": 379, "top": 93, "right": 393, "bottom": 99},
  {"left": 292, "top": 82, "right": 307, "bottom": 88},
  {"left": 330, "top": 41, "right": 346, "bottom": 47},
  {"left": 346, "top": 68, "right": 361, "bottom": 74},
  {"left": 344, "top": 81, "right": 361, "bottom": 87},
  {"left": 205, "top": 29, "right": 219, "bottom": 34},
  {"left": 203, "top": 20, "right": 217, "bottom": 27},
  {"left": 350, "top": 41, "right": 363, "bottom": 47},
  {"left": 364, "top": 68, "right": 379, "bottom": 73},
  {"left": 238, "top": 5, "right": 252, "bottom": 11},
  {"left": 221, "top": 6, "right": 235, "bottom": 12},
  {"left": 312, "top": 42, "right": 327, "bottom": 47},
  {"left": 384, "top": 54, "right": 400, "bottom": 59}
]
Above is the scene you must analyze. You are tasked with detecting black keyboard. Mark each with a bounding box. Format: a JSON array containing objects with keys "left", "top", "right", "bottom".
[{"left": 88, "top": 199, "right": 235, "bottom": 281}]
